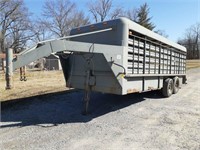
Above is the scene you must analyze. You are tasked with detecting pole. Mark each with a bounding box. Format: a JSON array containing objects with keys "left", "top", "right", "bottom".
[{"left": 5, "top": 48, "right": 13, "bottom": 89}]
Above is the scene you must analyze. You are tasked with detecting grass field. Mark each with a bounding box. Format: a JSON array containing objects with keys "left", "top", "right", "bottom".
[
  {"left": 186, "top": 59, "right": 200, "bottom": 70},
  {"left": 0, "top": 59, "right": 200, "bottom": 102},
  {"left": 0, "top": 70, "right": 67, "bottom": 102}
]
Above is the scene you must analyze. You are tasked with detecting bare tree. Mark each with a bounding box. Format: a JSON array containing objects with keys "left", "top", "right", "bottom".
[
  {"left": 42, "top": 0, "right": 75, "bottom": 37},
  {"left": 6, "top": 18, "right": 33, "bottom": 53},
  {"left": 0, "top": 0, "right": 7, "bottom": 12},
  {"left": 89, "top": 0, "right": 112, "bottom": 22},
  {"left": 125, "top": 8, "right": 138, "bottom": 21},
  {"left": 155, "top": 30, "right": 168, "bottom": 38},
  {"left": 42, "top": 0, "right": 89, "bottom": 38},
  {"left": 110, "top": 7, "right": 124, "bottom": 20},
  {"left": 178, "top": 23, "right": 200, "bottom": 59},
  {"left": 30, "top": 20, "right": 52, "bottom": 43},
  {"left": 0, "top": 0, "right": 31, "bottom": 51},
  {"left": 69, "top": 11, "right": 90, "bottom": 29},
  {"left": 88, "top": 0, "right": 123, "bottom": 22},
  {"left": 0, "top": 0, "right": 31, "bottom": 71},
  {"left": 88, "top": 1, "right": 155, "bottom": 31}
]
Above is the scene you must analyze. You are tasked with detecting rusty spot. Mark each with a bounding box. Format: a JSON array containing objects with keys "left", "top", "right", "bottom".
[
  {"left": 77, "top": 28, "right": 81, "bottom": 32},
  {"left": 127, "top": 88, "right": 139, "bottom": 94},
  {"left": 148, "top": 86, "right": 155, "bottom": 90},
  {"left": 129, "top": 31, "right": 133, "bottom": 35},
  {"left": 103, "top": 22, "right": 107, "bottom": 25},
  {"left": 90, "top": 25, "right": 95, "bottom": 31}
]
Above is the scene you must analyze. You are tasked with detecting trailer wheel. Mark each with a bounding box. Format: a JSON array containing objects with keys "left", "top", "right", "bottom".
[
  {"left": 162, "top": 78, "right": 173, "bottom": 97},
  {"left": 173, "top": 76, "right": 180, "bottom": 94}
]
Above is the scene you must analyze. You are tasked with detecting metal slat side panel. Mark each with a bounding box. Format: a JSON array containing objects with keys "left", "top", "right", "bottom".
[
  {"left": 128, "top": 35, "right": 145, "bottom": 74},
  {"left": 128, "top": 29, "right": 187, "bottom": 76}
]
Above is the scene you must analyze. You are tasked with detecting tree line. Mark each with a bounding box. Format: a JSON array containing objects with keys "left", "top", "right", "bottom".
[
  {"left": 0, "top": 0, "right": 155, "bottom": 54},
  {"left": 178, "top": 23, "right": 200, "bottom": 59},
  {"left": 0, "top": 0, "right": 199, "bottom": 60}
]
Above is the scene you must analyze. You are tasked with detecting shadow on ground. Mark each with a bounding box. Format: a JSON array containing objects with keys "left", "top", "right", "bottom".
[{"left": 1, "top": 90, "right": 163, "bottom": 128}]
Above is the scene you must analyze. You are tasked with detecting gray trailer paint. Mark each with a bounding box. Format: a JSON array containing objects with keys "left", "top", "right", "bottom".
[
  {"left": 69, "top": 17, "right": 186, "bottom": 95},
  {"left": 8, "top": 17, "right": 187, "bottom": 113}
]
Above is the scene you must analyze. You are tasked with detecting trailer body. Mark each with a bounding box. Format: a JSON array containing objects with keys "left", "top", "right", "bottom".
[
  {"left": 59, "top": 17, "right": 186, "bottom": 95},
  {"left": 9, "top": 17, "right": 187, "bottom": 113}
]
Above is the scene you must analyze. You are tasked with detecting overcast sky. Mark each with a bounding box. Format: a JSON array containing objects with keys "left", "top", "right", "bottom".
[{"left": 24, "top": 0, "right": 199, "bottom": 42}]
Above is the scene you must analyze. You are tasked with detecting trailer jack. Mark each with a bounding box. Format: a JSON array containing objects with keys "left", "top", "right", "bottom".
[
  {"left": 83, "top": 88, "right": 91, "bottom": 115},
  {"left": 82, "top": 68, "right": 95, "bottom": 115}
]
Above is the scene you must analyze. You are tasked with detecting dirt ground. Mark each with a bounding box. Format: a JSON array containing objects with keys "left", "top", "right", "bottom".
[{"left": 0, "top": 67, "right": 200, "bottom": 149}]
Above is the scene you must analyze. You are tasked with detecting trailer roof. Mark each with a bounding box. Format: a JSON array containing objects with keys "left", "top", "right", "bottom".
[
  {"left": 118, "top": 17, "right": 186, "bottom": 52},
  {"left": 70, "top": 17, "right": 186, "bottom": 52}
]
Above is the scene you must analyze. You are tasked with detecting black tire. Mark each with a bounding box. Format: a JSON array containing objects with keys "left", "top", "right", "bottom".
[
  {"left": 162, "top": 78, "right": 173, "bottom": 97},
  {"left": 173, "top": 76, "right": 180, "bottom": 94}
]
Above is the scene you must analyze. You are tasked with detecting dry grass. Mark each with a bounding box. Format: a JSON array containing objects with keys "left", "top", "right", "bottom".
[
  {"left": 186, "top": 59, "right": 200, "bottom": 70},
  {"left": 0, "top": 70, "right": 67, "bottom": 102}
]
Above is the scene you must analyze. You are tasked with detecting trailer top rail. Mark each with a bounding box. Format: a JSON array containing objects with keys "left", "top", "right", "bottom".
[{"left": 71, "top": 17, "right": 186, "bottom": 52}]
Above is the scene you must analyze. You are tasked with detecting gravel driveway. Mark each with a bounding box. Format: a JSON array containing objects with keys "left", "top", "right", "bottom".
[{"left": 1, "top": 68, "right": 200, "bottom": 150}]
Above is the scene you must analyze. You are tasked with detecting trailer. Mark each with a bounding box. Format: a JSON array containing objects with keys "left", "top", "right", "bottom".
[{"left": 7, "top": 17, "right": 187, "bottom": 114}]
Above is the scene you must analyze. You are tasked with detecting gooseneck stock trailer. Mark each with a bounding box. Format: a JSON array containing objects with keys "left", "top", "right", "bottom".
[{"left": 7, "top": 17, "right": 187, "bottom": 114}]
